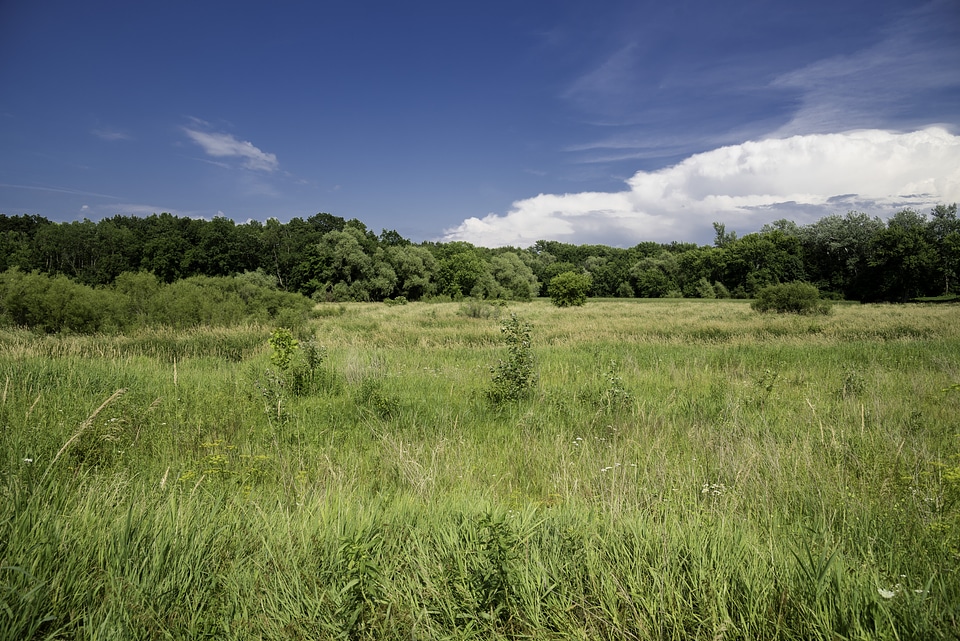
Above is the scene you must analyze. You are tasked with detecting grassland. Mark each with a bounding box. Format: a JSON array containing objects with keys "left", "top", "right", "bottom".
[{"left": 1, "top": 299, "right": 959, "bottom": 640}]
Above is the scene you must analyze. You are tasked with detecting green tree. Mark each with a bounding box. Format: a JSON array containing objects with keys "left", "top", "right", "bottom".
[
  {"left": 182, "top": 215, "right": 249, "bottom": 277},
  {"left": 695, "top": 277, "right": 716, "bottom": 298},
  {"left": 548, "top": 271, "right": 591, "bottom": 307},
  {"left": 386, "top": 245, "right": 436, "bottom": 300},
  {"left": 797, "top": 212, "right": 885, "bottom": 299},
  {"left": 305, "top": 227, "right": 375, "bottom": 300},
  {"left": 866, "top": 209, "right": 938, "bottom": 302},
  {"left": 489, "top": 252, "right": 539, "bottom": 300},
  {"left": 928, "top": 203, "right": 960, "bottom": 295},
  {"left": 434, "top": 246, "right": 493, "bottom": 298},
  {"left": 629, "top": 251, "right": 679, "bottom": 298},
  {"left": 721, "top": 231, "right": 804, "bottom": 296},
  {"left": 713, "top": 222, "right": 737, "bottom": 248},
  {"left": 367, "top": 249, "right": 399, "bottom": 301},
  {"left": 140, "top": 213, "right": 192, "bottom": 282}
]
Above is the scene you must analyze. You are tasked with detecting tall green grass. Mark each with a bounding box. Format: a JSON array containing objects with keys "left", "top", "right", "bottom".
[{"left": 1, "top": 300, "right": 958, "bottom": 639}]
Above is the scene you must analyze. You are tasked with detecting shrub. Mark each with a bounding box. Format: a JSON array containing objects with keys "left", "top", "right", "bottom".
[
  {"left": 548, "top": 271, "right": 591, "bottom": 307},
  {"left": 487, "top": 314, "right": 537, "bottom": 405},
  {"left": 0, "top": 268, "right": 123, "bottom": 333},
  {"left": 751, "top": 282, "right": 831, "bottom": 315},
  {"left": 457, "top": 298, "right": 502, "bottom": 320}
]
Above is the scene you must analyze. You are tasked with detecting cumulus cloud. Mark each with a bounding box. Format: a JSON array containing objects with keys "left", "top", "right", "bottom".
[
  {"left": 183, "top": 128, "right": 279, "bottom": 172},
  {"left": 442, "top": 127, "right": 960, "bottom": 247}
]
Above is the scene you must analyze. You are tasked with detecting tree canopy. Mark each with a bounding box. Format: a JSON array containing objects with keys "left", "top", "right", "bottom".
[{"left": 0, "top": 204, "right": 957, "bottom": 306}]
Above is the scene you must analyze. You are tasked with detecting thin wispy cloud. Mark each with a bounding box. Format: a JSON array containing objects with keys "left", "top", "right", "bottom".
[
  {"left": 0, "top": 182, "right": 120, "bottom": 200},
  {"left": 91, "top": 127, "right": 133, "bottom": 142},
  {"left": 771, "top": 1, "right": 960, "bottom": 135},
  {"left": 182, "top": 126, "right": 279, "bottom": 172},
  {"left": 442, "top": 128, "right": 960, "bottom": 248},
  {"left": 558, "top": 1, "right": 958, "bottom": 169},
  {"left": 562, "top": 42, "right": 641, "bottom": 117}
]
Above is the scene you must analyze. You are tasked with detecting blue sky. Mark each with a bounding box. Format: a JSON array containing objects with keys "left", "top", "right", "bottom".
[{"left": 1, "top": 0, "right": 958, "bottom": 247}]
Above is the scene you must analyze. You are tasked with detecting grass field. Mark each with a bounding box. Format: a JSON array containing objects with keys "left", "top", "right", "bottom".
[{"left": 1, "top": 299, "right": 959, "bottom": 640}]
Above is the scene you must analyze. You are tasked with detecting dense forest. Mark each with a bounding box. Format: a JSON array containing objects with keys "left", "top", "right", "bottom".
[{"left": 1, "top": 205, "right": 957, "bottom": 313}]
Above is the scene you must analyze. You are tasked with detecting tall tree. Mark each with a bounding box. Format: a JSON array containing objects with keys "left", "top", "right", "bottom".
[
  {"left": 928, "top": 203, "right": 960, "bottom": 295},
  {"left": 797, "top": 212, "right": 885, "bottom": 299},
  {"left": 866, "top": 209, "right": 938, "bottom": 302}
]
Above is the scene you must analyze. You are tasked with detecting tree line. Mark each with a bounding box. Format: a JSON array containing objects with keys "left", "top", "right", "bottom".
[{"left": 1, "top": 204, "right": 957, "bottom": 304}]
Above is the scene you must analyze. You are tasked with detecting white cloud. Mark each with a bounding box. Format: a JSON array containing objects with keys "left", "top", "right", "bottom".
[
  {"left": 442, "top": 127, "right": 960, "bottom": 247},
  {"left": 183, "top": 128, "right": 279, "bottom": 172}
]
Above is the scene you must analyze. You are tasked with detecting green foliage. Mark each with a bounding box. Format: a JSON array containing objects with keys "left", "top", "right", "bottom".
[
  {"left": 596, "top": 360, "right": 633, "bottom": 412},
  {"left": 695, "top": 276, "right": 716, "bottom": 298},
  {"left": 0, "top": 268, "right": 123, "bottom": 333},
  {"left": 867, "top": 210, "right": 940, "bottom": 302},
  {"left": 723, "top": 231, "right": 805, "bottom": 296},
  {"left": 268, "top": 327, "right": 299, "bottom": 371},
  {"left": 457, "top": 297, "right": 504, "bottom": 320},
  {"left": 355, "top": 377, "right": 400, "bottom": 419},
  {"left": 548, "top": 270, "right": 591, "bottom": 307},
  {"left": 434, "top": 247, "right": 491, "bottom": 299},
  {"left": 751, "top": 281, "right": 832, "bottom": 315},
  {"left": 290, "top": 339, "right": 334, "bottom": 396},
  {"left": 3, "top": 205, "right": 960, "bottom": 304},
  {"left": 466, "top": 513, "right": 517, "bottom": 622},
  {"left": 489, "top": 251, "right": 539, "bottom": 300},
  {"left": 488, "top": 314, "right": 537, "bottom": 405},
  {"left": 255, "top": 330, "right": 332, "bottom": 423},
  {"left": 323, "top": 529, "right": 386, "bottom": 639},
  {"left": 0, "top": 268, "right": 313, "bottom": 333},
  {"left": 630, "top": 250, "right": 680, "bottom": 298}
]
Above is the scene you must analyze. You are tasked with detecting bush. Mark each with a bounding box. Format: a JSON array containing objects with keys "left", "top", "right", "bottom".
[
  {"left": 457, "top": 298, "right": 503, "bottom": 320},
  {"left": 751, "top": 282, "right": 831, "bottom": 315},
  {"left": 0, "top": 268, "right": 123, "bottom": 333},
  {"left": 548, "top": 271, "right": 591, "bottom": 307},
  {"left": 0, "top": 268, "right": 315, "bottom": 333},
  {"left": 487, "top": 314, "right": 537, "bottom": 405}
]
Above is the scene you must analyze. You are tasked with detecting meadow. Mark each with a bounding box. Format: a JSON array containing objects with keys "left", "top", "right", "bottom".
[{"left": 1, "top": 299, "right": 958, "bottom": 640}]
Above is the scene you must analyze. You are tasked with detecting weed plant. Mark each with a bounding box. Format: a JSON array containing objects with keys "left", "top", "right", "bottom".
[{"left": 1, "top": 300, "right": 959, "bottom": 639}]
